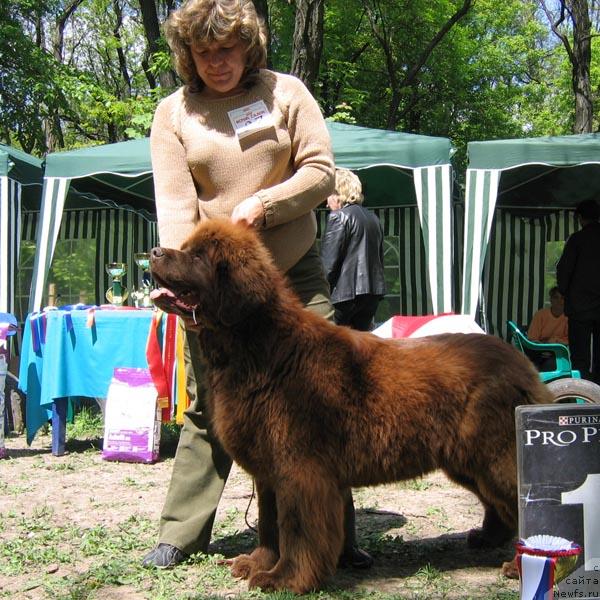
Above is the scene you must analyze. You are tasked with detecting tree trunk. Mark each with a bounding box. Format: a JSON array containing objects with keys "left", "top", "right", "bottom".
[
  {"left": 570, "top": 0, "right": 593, "bottom": 133},
  {"left": 113, "top": 0, "right": 132, "bottom": 98},
  {"left": 252, "top": 0, "right": 271, "bottom": 67},
  {"left": 290, "top": 0, "right": 324, "bottom": 93},
  {"left": 139, "top": 0, "right": 177, "bottom": 89},
  {"left": 44, "top": 0, "right": 84, "bottom": 151},
  {"left": 540, "top": 0, "right": 593, "bottom": 133}
]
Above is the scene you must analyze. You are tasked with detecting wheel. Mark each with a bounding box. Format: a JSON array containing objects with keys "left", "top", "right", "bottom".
[{"left": 546, "top": 377, "right": 600, "bottom": 404}]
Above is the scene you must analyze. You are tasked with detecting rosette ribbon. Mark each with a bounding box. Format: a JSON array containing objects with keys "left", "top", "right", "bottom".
[{"left": 516, "top": 535, "right": 581, "bottom": 600}]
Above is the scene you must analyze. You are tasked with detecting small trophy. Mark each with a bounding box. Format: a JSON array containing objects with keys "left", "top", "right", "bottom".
[
  {"left": 105, "top": 262, "right": 129, "bottom": 306},
  {"left": 131, "top": 252, "right": 153, "bottom": 308}
]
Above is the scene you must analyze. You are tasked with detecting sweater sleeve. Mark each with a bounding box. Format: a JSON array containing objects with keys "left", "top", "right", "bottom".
[
  {"left": 254, "top": 76, "right": 335, "bottom": 228},
  {"left": 150, "top": 92, "right": 200, "bottom": 250}
]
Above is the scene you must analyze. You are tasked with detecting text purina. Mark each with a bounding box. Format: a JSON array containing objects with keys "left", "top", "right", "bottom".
[{"left": 560, "top": 415, "right": 600, "bottom": 425}]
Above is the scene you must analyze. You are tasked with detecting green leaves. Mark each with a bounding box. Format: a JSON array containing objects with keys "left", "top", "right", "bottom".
[{"left": 0, "top": 0, "right": 596, "bottom": 158}]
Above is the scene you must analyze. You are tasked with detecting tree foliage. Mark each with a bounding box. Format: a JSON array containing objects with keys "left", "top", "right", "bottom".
[{"left": 1, "top": 0, "right": 599, "bottom": 160}]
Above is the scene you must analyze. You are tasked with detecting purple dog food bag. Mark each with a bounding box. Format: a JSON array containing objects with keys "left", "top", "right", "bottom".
[{"left": 102, "top": 367, "right": 161, "bottom": 463}]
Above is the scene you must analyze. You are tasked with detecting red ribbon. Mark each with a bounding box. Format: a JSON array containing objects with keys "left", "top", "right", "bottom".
[{"left": 145, "top": 312, "right": 178, "bottom": 421}]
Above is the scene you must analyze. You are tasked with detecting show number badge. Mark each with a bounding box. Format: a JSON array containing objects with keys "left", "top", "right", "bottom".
[{"left": 227, "top": 100, "right": 274, "bottom": 140}]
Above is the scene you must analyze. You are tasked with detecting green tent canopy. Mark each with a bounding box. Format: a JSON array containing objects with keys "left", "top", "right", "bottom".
[
  {"left": 42, "top": 138, "right": 155, "bottom": 212},
  {"left": 461, "top": 133, "right": 600, "bottom": 336},
  {"left": 30, "top": 122, "right": 455, "bottom": 314},
  {"left": 0, "top": 145, "right": 43, "bottom": 314}
]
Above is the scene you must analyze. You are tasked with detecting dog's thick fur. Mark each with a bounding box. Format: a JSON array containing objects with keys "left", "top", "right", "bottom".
[{"left": 150, "top": 219, "right": 553, "bottom": 593}]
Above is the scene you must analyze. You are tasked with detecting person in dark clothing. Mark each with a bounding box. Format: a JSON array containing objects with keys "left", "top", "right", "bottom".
[
  {"left": 320, "top": 168, "right": 386, "bottom": 331},
  {"left": 557, "top": 199, "right": 600, "bottom": 383}
]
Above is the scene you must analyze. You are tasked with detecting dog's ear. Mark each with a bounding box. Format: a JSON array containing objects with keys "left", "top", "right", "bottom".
[{"left": 213, "top": 253, "right": 272, "bottom": 327}]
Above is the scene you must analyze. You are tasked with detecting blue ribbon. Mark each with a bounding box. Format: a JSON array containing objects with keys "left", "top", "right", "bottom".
[{"left": 58, "top": 304, "right": 96, "bottom": 332}]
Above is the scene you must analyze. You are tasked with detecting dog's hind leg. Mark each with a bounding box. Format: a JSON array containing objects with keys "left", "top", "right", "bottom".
[
  {"left": 444, "top": 468, "right": 516, "bottom": 548},
  {"left": 248, "top": 469, "right": 344, "bottom": 593},
  {"left": 467, "top": 503, "right": 515, "bottom": 548},
  {"left": 231, "top": 480, "right": 279, "bottom": 580}
]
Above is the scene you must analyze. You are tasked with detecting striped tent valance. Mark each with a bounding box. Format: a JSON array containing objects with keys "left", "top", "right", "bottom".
[{"left": 21, "top": 208, "right": 98, "bottom": 242}]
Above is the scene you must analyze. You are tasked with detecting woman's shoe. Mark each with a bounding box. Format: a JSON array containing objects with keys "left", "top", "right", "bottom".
[{"left": 141, "top": 543, "right": 189, "bottom": 568}]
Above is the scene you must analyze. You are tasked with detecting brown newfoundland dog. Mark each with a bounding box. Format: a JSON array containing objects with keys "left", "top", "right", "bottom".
[{"left": 150, "top": 218, "right": 552, "bottom": 593}]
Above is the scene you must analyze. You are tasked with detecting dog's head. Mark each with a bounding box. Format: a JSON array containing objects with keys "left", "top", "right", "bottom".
[{"left": 150, "top": 219, "right": 278, "bottom": 330}]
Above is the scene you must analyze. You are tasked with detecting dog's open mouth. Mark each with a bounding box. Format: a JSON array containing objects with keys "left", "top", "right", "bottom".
[{"left": 150, "top": 287, "right": 199, "bottom": 319}]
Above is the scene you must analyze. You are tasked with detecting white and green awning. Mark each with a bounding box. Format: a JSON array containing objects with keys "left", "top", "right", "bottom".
[
  {"left": 461, "top": 133, "right": 600, "bottom": 328},
  {"left": 30, "top": 124, "right": 456, "bottom": 314}
]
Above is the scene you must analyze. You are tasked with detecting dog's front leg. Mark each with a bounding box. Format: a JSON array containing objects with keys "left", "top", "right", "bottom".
[
  {"left": 230, "top": 479, "right": 278, "bottom": 580},
  {"left": 248, "top": 469, "right": 344, "bottom": 593}
]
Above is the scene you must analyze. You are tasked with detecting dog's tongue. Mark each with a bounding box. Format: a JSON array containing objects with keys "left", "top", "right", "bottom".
[{"left": 150, "top": 287, "right": 175, "bottom": 300}]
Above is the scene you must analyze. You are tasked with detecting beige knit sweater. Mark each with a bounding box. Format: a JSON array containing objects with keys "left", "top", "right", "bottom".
[{"left": 150, "top": 70, "right": 334, "bottom": 272}]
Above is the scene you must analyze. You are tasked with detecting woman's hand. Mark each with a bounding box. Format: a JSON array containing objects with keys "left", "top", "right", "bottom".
[{"left": 231, "top": 195, "right": 266, "bottom": 229}]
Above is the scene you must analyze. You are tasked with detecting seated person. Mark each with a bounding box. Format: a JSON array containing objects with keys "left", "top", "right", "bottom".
[
  {"left": 525, "top": 286, "right": 569, "bottom": 371},
  {"left": 527, "top": 286, "right": 568, "bottom": 345}
]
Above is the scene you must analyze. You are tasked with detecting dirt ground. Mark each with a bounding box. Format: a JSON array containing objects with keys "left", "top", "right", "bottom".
[{"left": 0, "top": 431, "right": 519, "bottom": 599}]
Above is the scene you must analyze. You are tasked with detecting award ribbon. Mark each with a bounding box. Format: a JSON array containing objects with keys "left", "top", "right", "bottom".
[
  {"left": 516, "top": 536, "right": 581, "bottom": 600},
  {"left": 145, "top": 311, "right": 178, "bottom": 421},
  {"left": 175, "top": 322, "right": 188, "bottom": 424},
  {"left": 59, "top": 304, "right": 95, "bottom": 332},
  {"left": 29, "top": 308, "right": 56, "bottom": 352}
]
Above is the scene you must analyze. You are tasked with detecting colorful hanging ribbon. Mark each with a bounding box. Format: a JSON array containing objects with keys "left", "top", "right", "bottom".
[
  {"left": 175, "top": 321, "right": 187, "bottom": 425},
  {"left": 146, "top": 311, "right": 179, "bottom": 420},
  {"left": 145, "top": 312, "right": 189, "bottom": 422},
  {"left": 516, "top": 537, "right": 581, "bottom": 600}
]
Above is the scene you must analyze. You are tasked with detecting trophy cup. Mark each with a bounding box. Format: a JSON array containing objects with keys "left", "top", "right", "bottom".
[
  {"left": 105, "top": 262, "right": 129, "bottom": 306},
  {"left": 132, "top": 252, "right": 153, "bottom": 308}
]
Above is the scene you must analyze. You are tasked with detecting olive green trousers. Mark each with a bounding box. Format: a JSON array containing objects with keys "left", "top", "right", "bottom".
[{"left": 158, "top": 244, "right": 357, "bottom": 555}]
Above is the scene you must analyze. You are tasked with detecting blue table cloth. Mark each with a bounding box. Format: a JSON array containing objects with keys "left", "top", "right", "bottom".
[{"left": 19, "top": 309, "right": 156, "bottom": 444}]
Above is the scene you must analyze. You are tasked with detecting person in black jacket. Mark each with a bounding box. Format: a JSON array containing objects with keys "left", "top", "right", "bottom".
[
  {"left": 320, "top": 168, "right": 386, "bottom": 331},
  {"left": 557, "top": 199, "right": 600, "bottom": 383}
]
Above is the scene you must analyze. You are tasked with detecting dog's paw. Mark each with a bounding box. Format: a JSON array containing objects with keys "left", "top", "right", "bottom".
[
  {"left": 467, "top": 527, "right": 513, "bottom": 549},
  {"left": 249, "top": 570, "right": 307, "bottom": 593},
  {"left": 231, "top": 547, "right": 278, "bottom": 580},
  {"left": 502, "top": 556, "right": 519, "bottom": 579},
  {"left": 249, "top": 567, "right": 317, "bottom": 594},
  {"left": 230, "top": 554, "right": 255, "bottom": 580},
  {"left": 248, "top": 570, "right": 279, "bottom": 592}
]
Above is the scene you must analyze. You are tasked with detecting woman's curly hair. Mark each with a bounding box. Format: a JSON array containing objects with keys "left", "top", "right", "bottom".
[{"left": 164, "top": 0, "right": 267, "bottom": 92}]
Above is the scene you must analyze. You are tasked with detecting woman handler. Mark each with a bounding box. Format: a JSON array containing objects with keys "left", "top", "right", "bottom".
[{"left": 142, "top": 0, "right": 371, "bottom": 571}]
